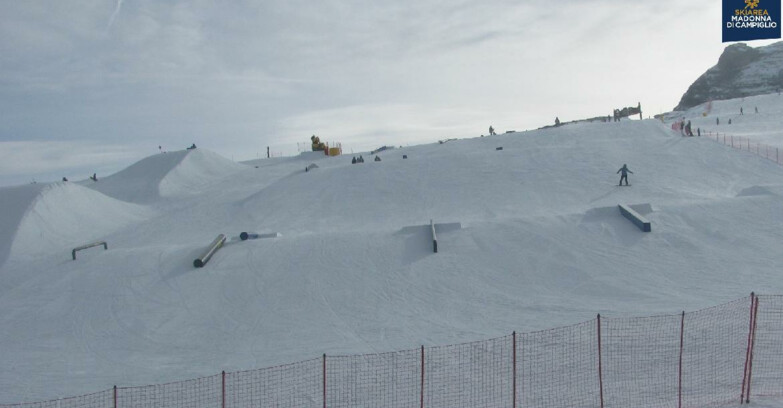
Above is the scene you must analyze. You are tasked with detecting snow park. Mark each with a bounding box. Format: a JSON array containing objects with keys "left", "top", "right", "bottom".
[{"left": 0, "top": 90, "right": 783, "bottom": 407}]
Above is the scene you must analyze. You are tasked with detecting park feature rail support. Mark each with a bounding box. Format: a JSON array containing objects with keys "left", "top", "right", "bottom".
[{"left": 431, "top": 219, "right": 438, "bottom": 253}]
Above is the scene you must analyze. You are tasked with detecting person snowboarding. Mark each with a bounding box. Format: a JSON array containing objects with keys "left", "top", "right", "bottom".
[{"left": 616, "top": 164, "right": 632, "bottom": 186}]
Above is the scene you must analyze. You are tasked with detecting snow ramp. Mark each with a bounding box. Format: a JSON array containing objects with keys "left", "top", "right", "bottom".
[
  {"left": 88, "top": 149, "right": 245, "bottom": 203},
  {"left": 3, "top": 182, "right": 152, "bottom": 264}
]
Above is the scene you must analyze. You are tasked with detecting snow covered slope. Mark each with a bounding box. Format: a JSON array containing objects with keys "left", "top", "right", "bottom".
[
  {"left": 0, "top": 183, "right": 46, "bottom": 266},
  {"left": 0, "top": 182, "right": 152, "bottom": 267},
  {"left": 668, "top": 92, "right": 783, "bottom": 149},
  {"left": 87, "top": 149, "right": 245, "bottom": 203},
  {"left": 1, "top": 94, "right": 783, "bottom": 403}
]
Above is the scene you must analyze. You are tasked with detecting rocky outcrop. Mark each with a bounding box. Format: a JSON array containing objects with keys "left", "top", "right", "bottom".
[{"left": 674, "top": 41, "right": 783, "bottom": 111}]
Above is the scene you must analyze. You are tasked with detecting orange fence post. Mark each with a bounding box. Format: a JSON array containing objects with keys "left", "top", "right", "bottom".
[
  {"left": 597, "top": 314, "right": 604, "bottom": 408},
  {"left": 679, "top": 311, "right": 685, "bottom": 408},
  {"left": 513, "top": 331, "right": 517, "bottom": 408},
  {"left": 420, "top": 345, "right": 425, "bottom": 408}
]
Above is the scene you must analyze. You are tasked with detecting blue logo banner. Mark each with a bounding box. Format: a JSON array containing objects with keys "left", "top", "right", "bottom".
[{"left": 723, "top": 0, "right": 781, "bottom": 42}]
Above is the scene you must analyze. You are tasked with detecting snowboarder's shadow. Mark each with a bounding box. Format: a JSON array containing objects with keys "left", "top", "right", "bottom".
[
  {"left": 589, "top": 187, "right": 620, "bottom": 204},
  {"left": 162, "top": 247, "right": 206, "bottom": 280}
]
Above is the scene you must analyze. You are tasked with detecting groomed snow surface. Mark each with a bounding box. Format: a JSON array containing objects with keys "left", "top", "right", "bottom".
[{"left": 2, "top": 93, "right": 783, "bottom": 406}]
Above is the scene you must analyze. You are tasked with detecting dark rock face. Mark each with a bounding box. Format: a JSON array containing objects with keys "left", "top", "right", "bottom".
[{"left": 675, "top": 41, "right": 783, "bottom": 111}]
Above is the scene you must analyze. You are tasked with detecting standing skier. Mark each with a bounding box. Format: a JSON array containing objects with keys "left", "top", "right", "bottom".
[{"left": 617, "top": 164, "right": 633, "bottom": 186}]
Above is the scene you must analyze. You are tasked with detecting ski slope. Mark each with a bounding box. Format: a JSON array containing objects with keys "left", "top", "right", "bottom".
[{"left": 1, "top": 93, "right": 783, "bottom": 405}]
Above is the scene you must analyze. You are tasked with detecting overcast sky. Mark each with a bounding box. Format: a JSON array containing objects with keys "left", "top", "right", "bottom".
[{"left": 0, "top": 0, "right": 780, "bottom": 186}]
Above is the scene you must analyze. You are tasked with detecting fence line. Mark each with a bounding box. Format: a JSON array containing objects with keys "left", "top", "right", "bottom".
[
  {"left": 5, "top": 294, "right": 783, "bottom": 407},
  {"left": 695, "top": 129, "right": 783, "bottom": 166}
]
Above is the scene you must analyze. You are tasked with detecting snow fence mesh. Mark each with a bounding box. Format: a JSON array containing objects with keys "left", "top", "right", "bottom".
[
  {"left": 0, "top": 390, "right": 113, "bottom": 408},
  {"left": 424, "top": 335, "right": 513, "bottom": 408},
  {"left": 750, "top": 295, "right": 783, "bottom": 398},
  {"left": 116, "top": 374, "right": 221, "bottom": 408},
  {"left": 226, "top": 358, "right": 321, "bottom": 407},
  {"left": 327, "top": 349, "right": 420, "bottom": 408},
  {"left": 602, "top": 314, "right": 681, "bottom": 408},
  {"left": 9, "top": 294, "right": 783, "bottom": 408},
  {"left": 680, "top": 297, "right": 750, "bottom": 408},
  {"left": 518, "top": 318, "right": 600, "bottom": 408}
]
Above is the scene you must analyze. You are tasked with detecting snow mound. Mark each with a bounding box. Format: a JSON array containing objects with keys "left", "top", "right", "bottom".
[
  {"left": 159, "top": 149, "right": 246, "bottom": 197},
  {"left": 0, "top": 183, "right": 48, "bottom": 265},
  {"left": 7, "top": 182, "right": 153, "bottom": 262},
  {"left": 88, "top": 149, "right": 245, "bottom": 203}
]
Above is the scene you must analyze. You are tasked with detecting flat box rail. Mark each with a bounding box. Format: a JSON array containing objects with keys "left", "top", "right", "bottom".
[
  {"left": 618, "top": 204, "right": 651, "bottom": 232},
  {"left": 72, "top": 241, "right": 107, "bottom": 260}
]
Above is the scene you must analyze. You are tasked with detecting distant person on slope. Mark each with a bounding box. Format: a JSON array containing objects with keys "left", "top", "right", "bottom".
[
  {"left": 555, "top": 117, "right": 560, "bottom": 126},
  {"left": 617, "top": 164, "right": 632, "bottom": 186},
  {"left": 489, "top": 126, "right": 496, "bottom": 136}
]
